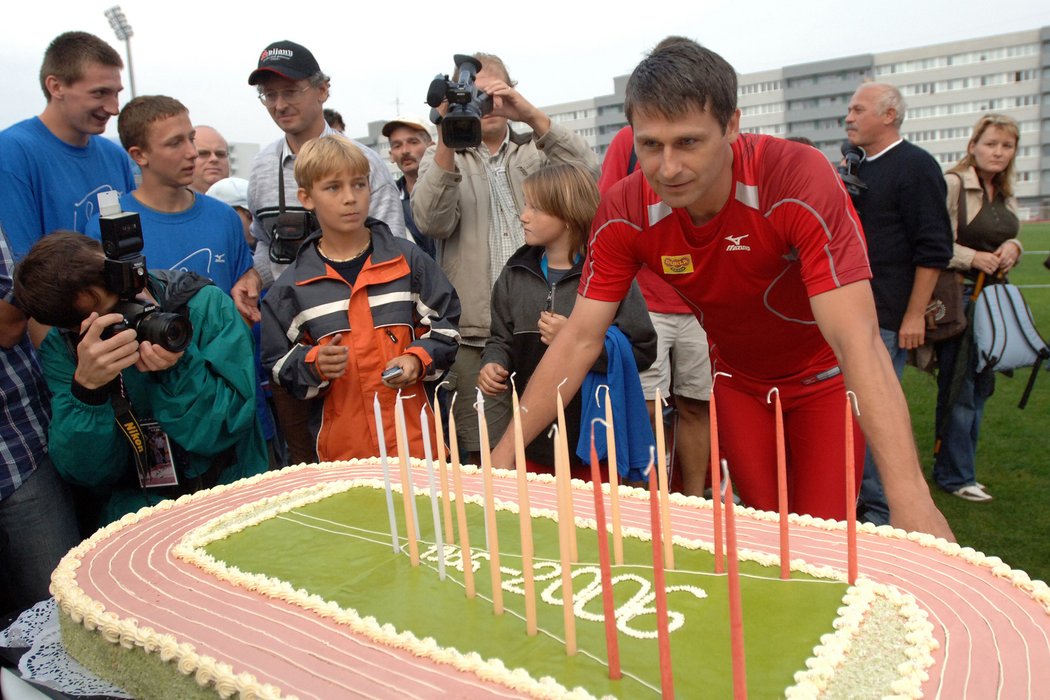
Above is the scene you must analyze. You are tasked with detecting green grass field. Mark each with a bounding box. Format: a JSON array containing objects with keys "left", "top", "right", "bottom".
[{"left": 902, "top": 222, "right": 1049, "bottom": 583}]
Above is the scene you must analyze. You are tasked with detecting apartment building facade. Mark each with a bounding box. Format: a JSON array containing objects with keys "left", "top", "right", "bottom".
[{"left": 356, "top": 27, "right": 1050, "bottom": 213}]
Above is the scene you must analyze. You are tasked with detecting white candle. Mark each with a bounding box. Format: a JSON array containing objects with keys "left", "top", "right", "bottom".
[
  {"left": 374, "top": 393, "right": 399, "bottom": 554},
  {"left": 394, "top": 390, "right": 420, "bottom": 566},
  {"left": 421, "top": 407, "right": 446, "bottom": 580}
]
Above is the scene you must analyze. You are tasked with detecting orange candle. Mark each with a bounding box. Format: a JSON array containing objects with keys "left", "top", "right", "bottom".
[
  {"left": 448, "top": 395, "right": 475, "bottom": 598},
  {"left": 555, "top": 382, "right": 577, "bottom": 562},
  {"left": 845, "top": 392, "right": 859, "bottom": 585},
  {"left": 726, "top": 476, "right": 748, "bottom": 699},
  {"left": 653, "top": 388, "right": 674, "bottom": 571},
  {"left": 768, "top": 387, "right": 789, "bottom": 580},
  {"left": 648, "top": 455, "right": 674, "bottom": 697},
  {"left": 553, "top": 424, "right": 576, "bottom": 655},
  {"left": 600, "top": 386, "right": 624, "bottom": 566},
  {"left": 476, "top": 389, "right": 503, "bottom": 615},
  {"left": 511, "top": 376, "right": 537, "bottom": 635},
  {"left": 433, "top": 385, "right": 456, "bottom": 545},
  {"left": 710, "top": 384, "right": 724, "bottom": 574},
  {"left": 590, "top": 422, "right": 621, "bottom": 679},
  {"left": 394, "top": 391, "right": 419, "bottom": 567}
]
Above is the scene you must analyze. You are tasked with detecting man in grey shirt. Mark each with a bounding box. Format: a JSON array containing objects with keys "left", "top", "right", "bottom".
[
  {"left": 241, "top": 40, "right": 405, "bottom": 465},
  {"left": 244, "top": 40, "right": 405, "bottom": 293}
]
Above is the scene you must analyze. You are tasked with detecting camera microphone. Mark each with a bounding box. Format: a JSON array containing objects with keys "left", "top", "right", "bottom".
[
  {"left": 840, "top": 141, "right": 866, "bottom": 165},
  {"left": 838, "top": 140, "right": 868, "bottom": 196}
]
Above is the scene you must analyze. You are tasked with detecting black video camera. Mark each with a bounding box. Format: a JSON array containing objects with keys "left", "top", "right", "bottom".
[
  {"left": 97, "top": 196, "right": 192, "bottom": 353},
  {"left": 426, "top": 54, "right": 493, "bottom": 149},
  {"left": 838, "top": 141, "right": 868, "bottom": 197}
]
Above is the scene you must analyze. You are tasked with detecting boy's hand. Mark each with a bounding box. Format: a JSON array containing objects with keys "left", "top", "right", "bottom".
[
  {"left": 315, "top": 333, "right": 349, "bottom": 380},
  {"left": 135, "top": 340, "right": 184, "bottom": 373},
  {"left": 232, "top": 268, "right": 262, "bottom": 324},
  {"left": 478, "top": 362, "right": 509, "bottom": 395},
  {"left": 73, "top": 312, "right": 139, "bottom": 389},
  {"left": 382, "top": 355, "right": 423, "bottom": 388},
  {"left": 538, "top": 311, "right": 568, "bottom": 346}
]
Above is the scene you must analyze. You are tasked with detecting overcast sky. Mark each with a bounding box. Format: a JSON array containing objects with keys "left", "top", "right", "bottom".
[{"left": 3, "top": 0, "right": 1049, "bottom": 146}]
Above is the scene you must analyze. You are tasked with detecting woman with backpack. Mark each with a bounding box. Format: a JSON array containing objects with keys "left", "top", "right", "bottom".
[{"left": 934, "top": 114, "right": 1022, "bottom": 502}]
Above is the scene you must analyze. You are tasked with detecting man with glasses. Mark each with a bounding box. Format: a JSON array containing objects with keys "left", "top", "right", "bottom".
[
  {"left": 243, "top": 40, "right": 404, "bottom": 465},
  {"left": 190, "top": 125, "right": 230, "bottom": 194}
]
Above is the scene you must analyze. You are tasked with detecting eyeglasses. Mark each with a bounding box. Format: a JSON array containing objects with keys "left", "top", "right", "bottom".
[
  {"left": 196, "top": 149, "right": 228, "bottom": 160},
  {"left": 257, "top": 86, "right": 312, "bottom": 106}
]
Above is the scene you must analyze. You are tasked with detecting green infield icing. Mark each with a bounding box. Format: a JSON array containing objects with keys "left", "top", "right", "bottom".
[{"left": 204, "top": 483, "right": 848, "bottom": 698}]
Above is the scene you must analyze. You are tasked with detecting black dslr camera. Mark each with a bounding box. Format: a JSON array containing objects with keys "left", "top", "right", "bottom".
[
  {"left": 97, "top": 194, "right": 192, "bottom": 353},
  {"left": 838, "top": 141, "right": 868, "bottom": 197},
  {"left": 426, "top": 54, "right": 493, "bottom": 149}
]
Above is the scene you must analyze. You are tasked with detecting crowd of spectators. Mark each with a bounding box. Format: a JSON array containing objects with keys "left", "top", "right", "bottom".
[{"left": 7, "top": 29, "right": 1012, "bottom": 617}]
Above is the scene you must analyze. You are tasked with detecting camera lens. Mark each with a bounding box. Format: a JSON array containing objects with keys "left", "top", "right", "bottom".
[{"left": 137, "top": 311, "right": 192, "bottom": 353}]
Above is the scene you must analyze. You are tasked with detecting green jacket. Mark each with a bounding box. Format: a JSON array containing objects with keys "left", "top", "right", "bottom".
[{"left": 40, "top": 272, "right": 267, "bottom": 525}]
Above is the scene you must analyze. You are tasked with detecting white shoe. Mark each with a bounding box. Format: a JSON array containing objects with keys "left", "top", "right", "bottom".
[{"left": 952, "top": 484, "right": 993, "bottom": 502}]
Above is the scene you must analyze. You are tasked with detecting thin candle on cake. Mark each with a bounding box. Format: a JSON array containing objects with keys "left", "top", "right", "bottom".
[
  {"left": 476, "top": 389, "right": 504, "bottom": 615},
  {"left": 767, "top": 387, "right": 790, "bottom": 580},
  {"left": 555, "top": 379, "right": 578, "bottom": 562},
  {"left": 725, "top": 475, "right": 748, "bottom": 699},
  {"left": 590, "top": 419, "right": 621, "bottom": 679},
  {"left": 600, "top": 385, "right": 624, "bottom": 566},
  {"left": 434, "top": 381, "right": 456, "bottom": 545},
  {"left": 552, "top": 423, "right": 577, "bottom": 655},
  {"left": 653, "top": 388, "right": 675, "bottom": 570},
  {"left": 647, "top": 449, "right": 674, "bottom": 698},
  {"left": 845, "top": 391, "right": 859, "bottom": 585},
  {"left": 421, "top": 408, "right": 446, "bottom": 580},
  {"left": 510, "top": 375, "right": 538, "bottom": 636},
  {"left": 710, "top": 373, "right": 729, "bottom": 575},
  {"left": 394, "top": 390, "right": 419, "bottom": 566},
  {"left": 374, "top": 393, "right": 400, "bottom": 555},
  {"left": 448, "top": 394, "right": 475, "bottom": 598}
]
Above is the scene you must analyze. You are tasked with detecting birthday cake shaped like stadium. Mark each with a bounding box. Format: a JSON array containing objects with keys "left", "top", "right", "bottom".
[{"left": 50, "top": 457, "right": 1050, "bottom": 699}]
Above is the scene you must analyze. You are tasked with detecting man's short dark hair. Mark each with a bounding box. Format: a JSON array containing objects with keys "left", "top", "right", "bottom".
[
  {"left": 624, "top": 39, "right": 737, "bottom": 131},
  {"left": 323, "top": 108, "right": 345, "bottom": 131},
  {"left": 15, "top": 232, "right": 106, "bottom": 329},
  {"left": 39, "top": 31, "right": 123, "bottom": 101},
  {"left": 117, "top": 95, "right": 189, "bottom": 152}
]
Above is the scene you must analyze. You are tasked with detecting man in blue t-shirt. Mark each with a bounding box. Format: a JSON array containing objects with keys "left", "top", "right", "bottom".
[
  {"left": 84, "top": 95, "right": 253, "bottom": 295},
  {"left": 0, "top": 31, "right": 134, "bottom": 260}
]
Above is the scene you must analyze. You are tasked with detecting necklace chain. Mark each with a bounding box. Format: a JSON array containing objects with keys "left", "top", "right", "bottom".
[{"left": 318, "top": 241, "right": 370, "bottom": 263}]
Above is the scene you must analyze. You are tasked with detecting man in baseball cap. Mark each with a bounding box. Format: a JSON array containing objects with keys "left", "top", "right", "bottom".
[
  {"left": 382, "top": 116, "right": 434, "bottom": 257},
  {"left": 248, "top": 40, "right": 321, "bottom": 85},
  {"left": 241, "top": 39, "right": 405, "bottom": 467}
]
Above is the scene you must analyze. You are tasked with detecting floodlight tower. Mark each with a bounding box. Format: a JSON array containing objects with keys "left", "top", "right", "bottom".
[{"left": 104, "top": 5, "right": 136, "bottom": 98}]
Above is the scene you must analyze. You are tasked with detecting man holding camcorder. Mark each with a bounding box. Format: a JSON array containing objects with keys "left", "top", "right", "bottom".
[
  {"left": 412, "top": 53, "right": 598, "bottom": 462},
  {"left": 13, "top": 216, "right": 267, "bottom": 527}
]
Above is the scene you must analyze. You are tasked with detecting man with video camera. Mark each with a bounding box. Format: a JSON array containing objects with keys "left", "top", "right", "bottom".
[
  {"left": 14, "top": 225, "right": 267, "bottom": 527},
  {"left": 412, "top": 53, "right": 598, "bottom": 460}
]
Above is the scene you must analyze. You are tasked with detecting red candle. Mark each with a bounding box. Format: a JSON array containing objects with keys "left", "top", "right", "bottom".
[
  {"left": 725, "top": 476, "right": 748, "bottom": 699},
  {"left": 845, "top": 393, "right": 858, "bottom": 585},
  {"left": 648, "top": 458, "right": 675, "bottom": 698},
  {"left": 769, "top": 388, "right": 790, "bottom": 580},
  {"left": 710, "top": 389, "right": 724, "bottom": 574},
  {"left": 590, "top": 423, "right": 621, "bottom": 679}
]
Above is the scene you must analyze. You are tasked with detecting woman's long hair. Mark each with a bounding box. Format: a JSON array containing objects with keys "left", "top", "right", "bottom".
[{"left": 949, "top": 113, "right": 1019, "bottom": 199}]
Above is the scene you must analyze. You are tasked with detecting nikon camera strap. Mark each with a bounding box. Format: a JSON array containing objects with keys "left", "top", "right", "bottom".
[{"left": 109, "top": 377, "right": 152, "bottom": 486}]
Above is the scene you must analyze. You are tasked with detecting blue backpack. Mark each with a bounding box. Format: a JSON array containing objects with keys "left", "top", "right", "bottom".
[{"left": 972, "top": 280, "right": 1049, "bottom": 408}]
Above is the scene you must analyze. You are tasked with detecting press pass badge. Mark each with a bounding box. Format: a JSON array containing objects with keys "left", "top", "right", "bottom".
[{"left": 139, "top": 420, "right": 179, "bottom": 488}]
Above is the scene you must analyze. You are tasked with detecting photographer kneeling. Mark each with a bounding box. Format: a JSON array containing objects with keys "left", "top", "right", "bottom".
[{"left": 14, "top": 232, "right": 267, "bottom": 528}]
